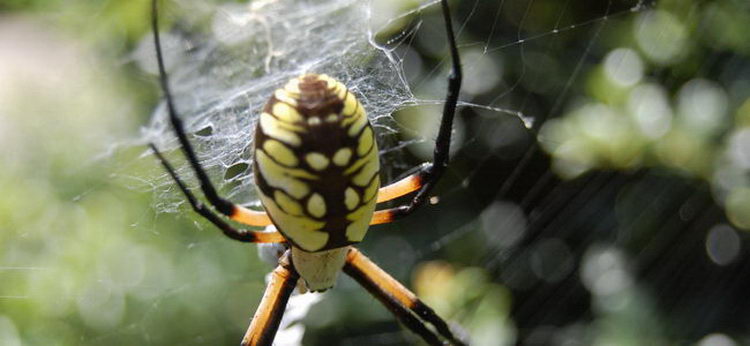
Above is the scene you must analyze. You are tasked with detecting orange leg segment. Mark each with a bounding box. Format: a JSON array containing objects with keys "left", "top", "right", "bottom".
[
  {"left": 247, "top": 231, "right": 286, "bottom": 243},
  {"left": 370, "top": 208, "right": 399, "bottom": 225},
  {"left": 371, "top": 171, "right": 426, "bottom": 225},
  {"left": 231, "top": 205, "right": 273, "bottom": 226},
  {"left": 241, "top": 252, "right": 299, "bottom": 346},
  {"left": 376, "top": 172, "right": 425, "bottom": 203}
]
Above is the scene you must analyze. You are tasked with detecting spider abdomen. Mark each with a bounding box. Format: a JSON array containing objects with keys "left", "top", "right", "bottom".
[{"left": 253, "top": 74, "right": 380, "bottom": 253}]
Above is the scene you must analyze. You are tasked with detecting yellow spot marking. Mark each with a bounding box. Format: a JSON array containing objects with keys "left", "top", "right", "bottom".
[
  {"left": 307, "top": 193, "right": 326, "bottom": 218},
  {"left": 284, "top": 79, "right": 301, "bottom": 94},
  {"left": 259, "top": 192, "right": 328, "bottom": 251},
  {"left": 272, "top": 102, "right": 303, "bottom": 123},
  {"left": 345, "top": 196, "right": 377, "bottom": 242},
  {"left": 308, "top": 117, "right": 321, "bottom": 125},
  {"left": 341, "top": 92, "right": 359, "bottom": 117},
  {"left": 347, "top": 112, "right": 368, "bottom": 137},
  {"left": 264, "top": 153, "right": 316, "bottom": 179},
  {"left": 319, "top": 74, "right": 345, "bottom": 97},
  {"left": 336, "top": 84, "right": 347, "bottom": 100},
  {"left": 325, "top": 114, "right": 338, "bottom": 123},
  {"left": 342, "top": 112, "right": 357, "bottom": 125},
  {"left": 260, "top": 113, "right": 301, "bottom": 146},
  {"left": 333, "top": 148, "right": 352, "bottom": 166},
  {"left": 326, "top": 78, "right": 347, "bottom": 100},
  {"left": 276, "top": 120, "right": 306, "bottom": 133},
  {"left": 353, "top": 157, "right": 379, "bottom": 186},
  {"left": 256, "top": 150, "right": 313, "bottom": 199},
  {"left": 305, "top": 152, "right": 330, "bottom": 171},
  {"left": 342, "top": 92, "right": 358, "bottom": 116},
  {"left": 357, "top": 127, "right": 374, "bottom": 156},
  {"left": 263, "top": 139, "right": 298, "bottom": 166},
  {"left": 345, "top": 187, "right": 360, "bottom": 210},
  {"left": 344, "top": 156, "right": 369, "bottom": 175},
  {"left": 363, "top": 175, "right": 380, "bottom": 202},
  {"left": 274, "top": 89, "right": 298, "bottom": 107},
  {"left": 347, "top": 138, "right": 379, "bottom": 185},
  {"left": 344, "top": 156, "right": 370, "bottom": 174},
  {"left": 274, "top": 190, "right": 303, "bottom": 215},
  {"left": 346, "top": 201, "right": 370, "bottom": 221}
]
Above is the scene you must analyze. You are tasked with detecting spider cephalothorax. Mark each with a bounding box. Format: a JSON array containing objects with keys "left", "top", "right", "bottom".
[{"left": 148, "top": 0, "right": 464, "bottom": 345}]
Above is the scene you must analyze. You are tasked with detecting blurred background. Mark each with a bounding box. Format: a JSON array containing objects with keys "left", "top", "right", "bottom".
[{"left": 1, "top": 0, "right": 750, "bottom": 345}]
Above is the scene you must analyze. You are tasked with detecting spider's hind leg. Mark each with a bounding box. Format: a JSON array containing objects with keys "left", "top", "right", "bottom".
[
  {"left": 149, "top": 144, "right": 283, "bottom": 243},
  {"left": 241, "top": 250, "right": 299, "bottom": 346},
  {"left": 343, "top": 248, "right": 466, "bottom": 346}
]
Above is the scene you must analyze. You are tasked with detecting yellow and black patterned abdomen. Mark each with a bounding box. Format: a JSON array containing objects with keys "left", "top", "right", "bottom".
[{"left": 253, "top": 74, "right": 380, "bottom": 252}]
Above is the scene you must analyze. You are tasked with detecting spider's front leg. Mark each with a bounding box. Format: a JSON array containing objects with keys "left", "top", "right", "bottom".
[
  {"left": 241, "top": 250, "right": 299, "bottom": 346},
  {"left": 370, "top": 0, "right": 462, "bottom": 226}
]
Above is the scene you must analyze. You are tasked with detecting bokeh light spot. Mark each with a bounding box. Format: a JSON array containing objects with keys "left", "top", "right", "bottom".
[
  {"left": 530, "top": 238, "right": 573, "bottom": 283},
  {"left": 581, "top": 245, "right": 632, "bottom": 297},
  {"left": 627, "top": 83, "right": 672, "bottom": 139},
  {"left": 462, "top": 49, "right": 503, "bottom": 96},
  {"left": 726, "top": 188, "right": 750, "bottom": 230},
  {"left": 698, "top": 333, "right": 737, "bottom": 346},
  {"left": 634, "top": 10, "right": 687, "bottom": 65},
  {"left": 399, "top": 104, "right": 466, "bottom": 160},
  {"left": 677, "top": 79, "right": 728, "bottom": 136},
  {"left": 603, "top": 48, "right": 643, "bottom": 88},
  {"left": 705, "top": 224, "right": 741, "bottom": 266},
  {"left": 480, "top": 201, "right": 527, "bottom": 249},
  {"left": 728, "top": 128, "right": 750, "bottom": 169}
]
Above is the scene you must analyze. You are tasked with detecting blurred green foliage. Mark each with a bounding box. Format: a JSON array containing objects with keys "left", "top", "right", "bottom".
[{"left": 538, "top": 0, "right": 750, "bottom": 230}]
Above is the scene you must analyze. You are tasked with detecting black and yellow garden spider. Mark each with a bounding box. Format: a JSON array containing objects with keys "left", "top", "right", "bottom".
[{"left": 148, "top": 0, "right": 463, "bottom": 345}]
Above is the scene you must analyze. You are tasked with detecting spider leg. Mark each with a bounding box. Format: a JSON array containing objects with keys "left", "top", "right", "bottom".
[
  {"left": 241, "top": 251, "right": 299, "bottom": 346},
  {"left": 373, "top": 0, "right": 462, "bottom": 222},
  {"left": 343, "top": 248, "right": 466, "bottom": 346},
  {"left": 150, "top": 0, "right": 270, "bottom": 228},
  {"left": 151, "top": 144, "right": 283, "bottom": 243},
  {"left": 370, "top": 208, "right": 401, "bottom": 225},
  {"left": 376, "top": 164, "right": 428, "bottom": 203}
]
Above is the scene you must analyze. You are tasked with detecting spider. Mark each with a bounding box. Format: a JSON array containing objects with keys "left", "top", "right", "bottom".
[{"left": 148, "top": 0, "right": 463, "bottom": 345}]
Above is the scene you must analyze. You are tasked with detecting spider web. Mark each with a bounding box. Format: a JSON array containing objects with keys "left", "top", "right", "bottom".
[{"left": 135, "top": 0, "right": 416, "bottom": 213}]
